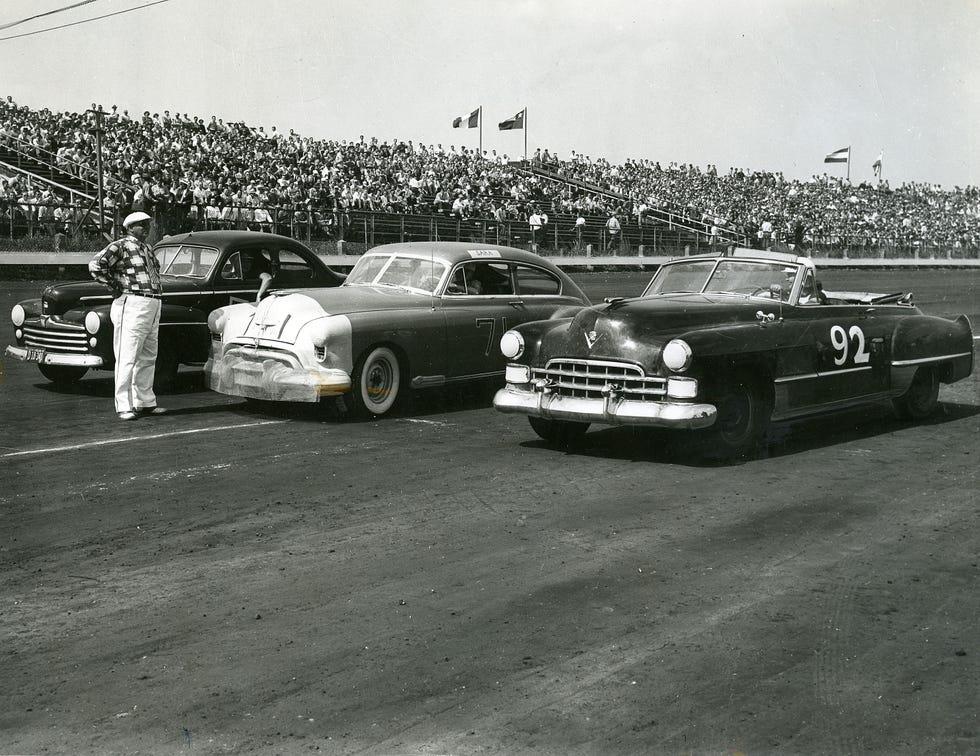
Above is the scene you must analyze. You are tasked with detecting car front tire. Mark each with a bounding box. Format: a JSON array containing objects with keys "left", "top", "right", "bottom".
[
  {"left": 699, "top": 369, "right": 772, "bottom": 460},
  {"left": 892, "top": 365, "right": 939, "bottom": 421},
  {"left": 347, "top": 346, "right": 402, "bottom": 417},
  {"left": 38, "top": 364, "right": 88, "bottom": 384},
  {"left": 153, "top": 344, "right": 180, "bottom": 391},
  {"left": 528, "top": 416, "right": 590, "bottom": 448}
]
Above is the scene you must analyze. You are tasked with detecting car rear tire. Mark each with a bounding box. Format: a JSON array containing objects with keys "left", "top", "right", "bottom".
[
  {"left": 38, "top": 364, "right": 88, "bottom": 384},
  {"left": 699, "top": 369, "right": 771, "bottom": 460},
  {"left": 528, "top": 416, "right": 590, "bottom": 448},
  {"left": 346, "top": 346, "right": 402, "bottom": 417},
  {"left": 892, "top": 365, "right": 939, "bottom": 421}
]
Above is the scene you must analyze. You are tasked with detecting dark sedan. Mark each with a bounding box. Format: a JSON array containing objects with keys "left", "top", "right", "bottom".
[{"left": 6, "top": 231, "right": 344, "bottom": 387}]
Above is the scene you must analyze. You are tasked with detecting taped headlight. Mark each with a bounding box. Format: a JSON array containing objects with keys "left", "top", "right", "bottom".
[
  {"left": 207, "top": 309, "right": 226, "bottom": 335},
  {"left": 662, "top": 339, "right": 692, "bottom": 372},
  {"left": 307, "top": 319, "right": 333, "bottom": 349},
  {"left": 667, "top": 377, "right": 698, "bottom": 399},
  {"left": 505, "top": 364, "right": 531, "bottom": 384},
  {"left": 11, "top": 304, "right": 25, "bottom": 327},
  {"left": 500, "top": 330, "right": 524, "bottom": 359},
  {"left": 84, "top": 311, "right": 101, "bottom": 335}
]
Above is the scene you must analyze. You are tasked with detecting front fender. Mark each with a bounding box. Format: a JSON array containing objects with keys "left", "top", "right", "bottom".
[
  {"left": 680, "top": 320, "right": 788, "bottom": 359},
  {"left": 510, "top": 317, "right": 577, "bottom": 363},
  {"left": 12, "top": 297, "right": 42, "bottom": 320}
]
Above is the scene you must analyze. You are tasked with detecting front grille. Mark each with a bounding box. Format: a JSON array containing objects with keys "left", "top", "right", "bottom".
[
  {"left": 533, "top": 359, "right": 666, "bottom": 400},
  {"left": 22, "top": 321, "right": 89, "bottom": 353}
]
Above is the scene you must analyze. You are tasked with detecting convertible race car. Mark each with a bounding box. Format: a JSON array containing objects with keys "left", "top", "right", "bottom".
[
  {"left": 205, "top": 242, "right": 590, "bottom": 416},
  {"left": 493, "top": 247, "right": 974, "bottom": 457},
  {"left": 6, "top": 231, "right": 343, "bottom": 387}
]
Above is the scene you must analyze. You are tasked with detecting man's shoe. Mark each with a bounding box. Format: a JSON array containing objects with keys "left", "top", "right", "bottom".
[
  {"left": 118, "top": 411, "right": 138, "bottom": 420},
  {"left": 140, "top": 407, "right": 168, "bottom": 416}
]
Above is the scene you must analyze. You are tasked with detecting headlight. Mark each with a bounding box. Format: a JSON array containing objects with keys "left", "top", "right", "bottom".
[
  {"left": 207, "top": 309, "right": 226, "bottom": 334},
  {"left": 500, "top": 330, "right": 524, "bottom": 359},
  {"left": 84, "top": 311, "right": 101, "bottom": 334},
  {"left": 11, "top": 304, "right": 25, "bottom": 327},
  {"left": 662, "top": 339, "right": 692, "bottom": 372}
]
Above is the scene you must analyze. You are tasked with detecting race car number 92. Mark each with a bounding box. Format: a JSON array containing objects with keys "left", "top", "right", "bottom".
[{"left": 830, "top": 324, "right": 870, "bottom": 366}]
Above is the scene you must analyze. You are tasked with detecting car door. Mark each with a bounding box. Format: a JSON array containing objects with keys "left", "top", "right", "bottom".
[
  {"left": 776, "top": 301, "right": 893, "bottom": 415},
  {"left": 207, "top": 244, "right": 267, "bottom": 308},
  {"left": 441, "top": 261, "right": 530, "bottom": 379}
]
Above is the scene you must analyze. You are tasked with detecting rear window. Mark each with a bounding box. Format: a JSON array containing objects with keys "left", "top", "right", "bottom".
[{"left": 514, "top": 265, "right": 561, "bottom": 295}]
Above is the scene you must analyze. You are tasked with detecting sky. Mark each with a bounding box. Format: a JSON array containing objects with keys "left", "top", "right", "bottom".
[{"left": 1, "top": 0, "right": 977, "bottom": 189}]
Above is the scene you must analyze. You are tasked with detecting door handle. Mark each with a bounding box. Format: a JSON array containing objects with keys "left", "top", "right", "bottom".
[{"left": 508, "top": 299, "right": 525, "bottom": 307}]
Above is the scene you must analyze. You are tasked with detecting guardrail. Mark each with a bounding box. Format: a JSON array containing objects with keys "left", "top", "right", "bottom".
[{"left": 0, "top": 200, "right": 976, "bottom": 262}]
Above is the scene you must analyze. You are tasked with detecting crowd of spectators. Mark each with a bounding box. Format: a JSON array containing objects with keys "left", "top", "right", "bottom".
[{"left": 2, "top": 94, "right": 978, "bottom": 253}]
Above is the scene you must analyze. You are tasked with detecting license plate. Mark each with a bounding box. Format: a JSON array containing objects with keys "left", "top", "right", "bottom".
[{"left": 25, "top": 347, "right": 46, "bottom": 362}]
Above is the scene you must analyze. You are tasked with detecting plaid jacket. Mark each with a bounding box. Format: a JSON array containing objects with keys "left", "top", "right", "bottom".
[{"left": 88, "top": 234, "right": 161, "bottom": 295}]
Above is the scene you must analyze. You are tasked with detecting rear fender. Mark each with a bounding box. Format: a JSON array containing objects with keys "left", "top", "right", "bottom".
[{"left": 891, "top": 314, "right": 974, "bottom": 385}]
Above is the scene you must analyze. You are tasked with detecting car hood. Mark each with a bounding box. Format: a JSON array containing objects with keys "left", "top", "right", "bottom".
[
  {"left": 41, "top": 277, "right": 204, "bottom": 316},
  {"left": 540, "top": 294, "right": 769, "bottom": 365},
  {"left": 226, "top": 285, "right": 431, "bottom": 344},
  {"left": 282, "top": 284, "right": 435, "bottom": 316}
]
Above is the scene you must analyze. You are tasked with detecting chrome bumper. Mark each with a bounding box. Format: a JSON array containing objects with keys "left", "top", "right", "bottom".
[
  {"left": 205, "top": 348, "right": 351, "bottom": 403},
  {"left": 493, "top": 383, "right": 717, "bottom": 429},
  {"left": 5, "top": 344, "right": 104, "bottom": 368}
]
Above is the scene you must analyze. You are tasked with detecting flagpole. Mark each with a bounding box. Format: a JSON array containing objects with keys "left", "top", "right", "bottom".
[
  {"left": 847, "top": 146, "right": 851, "bottom": 183},
  {"left": 523, "top": 107, "right": 527, "bottom": 163},
  {"left": 479, "top": 106, "right": 483, "bottom": 159}
]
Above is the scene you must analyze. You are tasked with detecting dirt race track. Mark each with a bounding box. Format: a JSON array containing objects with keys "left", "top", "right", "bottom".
[{"left": 1, "top": 269, "right": 978, "bottom": 755}]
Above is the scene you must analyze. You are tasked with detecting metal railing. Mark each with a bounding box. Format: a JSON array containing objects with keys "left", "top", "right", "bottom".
[{"left": 1, "top": 199, "right": 976, "bottom": 260}]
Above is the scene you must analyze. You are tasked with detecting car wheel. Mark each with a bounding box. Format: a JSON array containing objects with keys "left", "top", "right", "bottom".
[
  {"left": 701, "top": 369, "right": 771, "bottom": 460},
  {"left": 892, "top": 366, "right": 939, "bottom": 421},
  {"left": 153, "top": 345, "right": 180, "bottom": 391},
  {"left": 528, "top": 416, "right": 590, "bottom": 448},
  {"left": 38, "top": 364, "right": 88, "bottom": 384},
  {"left": 347, "top": 346, "right": 402, "bottom": 417}
]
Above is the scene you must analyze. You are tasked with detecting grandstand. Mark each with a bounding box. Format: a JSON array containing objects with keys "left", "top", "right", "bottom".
[{"left": 1, "top": 95, "right": 978, "bottom": 259}]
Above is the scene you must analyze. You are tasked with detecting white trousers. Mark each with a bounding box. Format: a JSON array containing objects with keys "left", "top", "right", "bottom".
[{"left": 110, "top": 294, "right": 161, "bottom": 413}]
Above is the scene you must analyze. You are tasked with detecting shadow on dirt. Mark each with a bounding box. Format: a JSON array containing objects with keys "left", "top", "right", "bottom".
[
  {"left": 230, "top": 379, "right": 502, "bottom": 424},
  {"left": 33, "top": 367, "right": 209, "bottom": 398},
  {"left": 517, "top": 400, "right": 980, "bottom": 468}
]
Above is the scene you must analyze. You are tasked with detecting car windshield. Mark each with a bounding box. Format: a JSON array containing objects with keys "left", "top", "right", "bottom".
[
  {"left": 159, "top": 245, "right": 219, "bottom": 278},
  {"left": 645, "top": 259, "right": 801, "bottom": 300},
  {"left": 345, "top": 254, "right": 448, "bottom": 294}
]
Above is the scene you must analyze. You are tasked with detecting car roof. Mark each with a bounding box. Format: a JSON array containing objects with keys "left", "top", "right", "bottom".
[
  {"left": 364, "top": 241, "right": 564, "bottom": 270},
  {"left": 154, "top": 230, "right": 309, "bottom": 251}
]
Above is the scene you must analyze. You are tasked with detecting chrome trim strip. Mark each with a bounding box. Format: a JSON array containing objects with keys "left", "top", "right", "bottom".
[
  {"left": 776, "top": 365, "right": 873, "bottom": 383},
  {"left": 891, "top": 351, "right": 972, "bottom": 367}
]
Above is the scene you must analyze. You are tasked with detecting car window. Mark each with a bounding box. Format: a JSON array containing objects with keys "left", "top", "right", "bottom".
[
  {"left": 346, "top": 254, "right": 447, "bottom": 293},
  {"left": 346, "top": 255, "right": 389, "bottom": 285},
  {"left": 466, "top": 262, "right": 513, "bottom": 295},
  {"left": 514, "top": 264, "right": 561, "bottom": 295},
  {"left": 644, "top": 261, "right": 715, "bottom": 295},
  {"left": 161, "top": 245, "right": 219, "bottom": 278},
  {"left": 220, "top": 251, "right": 243, "bottom": 281},
  {"left": 274, "top": 249, "right": 315, "bottom": 287},
  {"left": 798, "top": 270, "right": 819, "bottom": 305}
]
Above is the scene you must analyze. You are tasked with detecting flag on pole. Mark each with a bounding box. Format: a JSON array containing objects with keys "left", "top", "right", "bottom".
[
  {"left": 452, "top": 108, "right": 480, "bottom": 128},
  {"left": 498, "top": 109, "right": 525, "bottom": 131},
  {"left": 824, "top": 146, "right": 850, "bottom": 164},
  {"left": 872, "top": 151, "right": 883, "bottom": 177}
]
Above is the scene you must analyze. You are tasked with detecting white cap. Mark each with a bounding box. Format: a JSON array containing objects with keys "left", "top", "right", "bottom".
[{"left": 123, "top": 211, "right": 152, "bottom": 228}]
